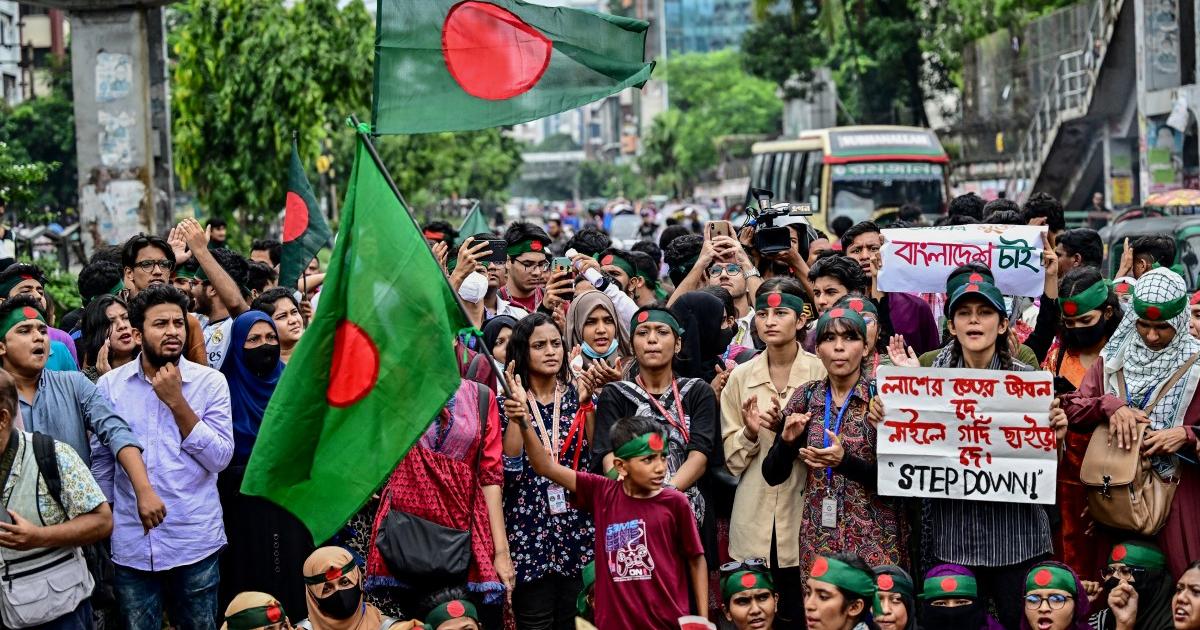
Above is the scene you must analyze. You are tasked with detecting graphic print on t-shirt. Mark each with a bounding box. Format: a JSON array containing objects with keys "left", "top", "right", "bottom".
[{"left": 605, "top": 519, "right": 654, "bottom": 582}]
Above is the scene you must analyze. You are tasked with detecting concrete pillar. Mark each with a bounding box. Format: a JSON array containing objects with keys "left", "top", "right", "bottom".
[{"left": 68, "top": 6, "right": 173, "bottom": 253}]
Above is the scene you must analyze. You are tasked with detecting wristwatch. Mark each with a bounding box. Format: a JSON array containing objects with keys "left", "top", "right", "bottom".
[{"left": 743, "top": 267, "right": 762, "bottom": 279}]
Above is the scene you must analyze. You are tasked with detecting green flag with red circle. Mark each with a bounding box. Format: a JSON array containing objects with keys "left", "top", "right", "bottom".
[
  {"left": 280, "top": 141, "right": 333, "bottom": 291},
  {"left": 372, "top": 0, "right": 655, "bottom": 134},
  {"left": 242, "top": 137, "right": 466, "bottom": 544}
]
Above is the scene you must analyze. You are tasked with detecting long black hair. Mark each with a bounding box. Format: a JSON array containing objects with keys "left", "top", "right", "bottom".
[
  {"left": 79, "top": 295, "right": 130, "bottom": 368},
  {"left": 506, "top": 312, "right": 571, "bottom": 387}
]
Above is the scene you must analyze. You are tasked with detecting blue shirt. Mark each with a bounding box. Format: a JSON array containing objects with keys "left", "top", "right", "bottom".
[
  {"left": 46, "top": 340, "right": 78, "bottom": 372},
  {"left": 17, "top": 369, "right": 141, "bottom": 467}
]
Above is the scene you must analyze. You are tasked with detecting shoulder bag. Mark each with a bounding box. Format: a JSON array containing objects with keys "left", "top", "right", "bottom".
[
  {"left": 375, "top": 383, "right": 489, "bottom": 585},
  {"left": 1079, "top": 354, "right": 1199, "bottom": 536}
]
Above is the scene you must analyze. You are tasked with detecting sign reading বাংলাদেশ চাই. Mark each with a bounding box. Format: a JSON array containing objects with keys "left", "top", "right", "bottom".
[
  {"left": 877, "top": 224, "right": 1048, "bottom": 298},
  {"left": 875, "top": 366, "right": 1058, "bottom": 505}
]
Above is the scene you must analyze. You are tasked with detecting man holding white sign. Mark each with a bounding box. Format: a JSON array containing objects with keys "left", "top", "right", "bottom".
[{"left": 871, "top": 277, "right": 1067, "bottom": 630}]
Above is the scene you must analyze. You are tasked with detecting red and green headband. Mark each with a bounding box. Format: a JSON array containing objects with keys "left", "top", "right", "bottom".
[
  {"left": 0, "top": 305, "right": 45, "bottom": 337},
  {"left": 506, "top": 238, "right": 548, "bottom": 257},
  {"left": 303, "top": 558, "right": 357, "bottom": 585},
  {"left": 0, "top": 274, "right": 40, "bottom": 299},
  {"left": 838, "top": 296, "right": 878, "bottom": 318},
  {"left": 424, "top": 599, "right": 478, "bottom": 630},
  {"left": 755, "top": 291, "right": 808, "bottom": 316},
  {"left": 722, "top": 570, "right": 775, "bottom": 601},
  {"left": 599, "top": 253, "right": 637, "bottom": 280},
  {"left": 225, "top": 603, "right": 286, "bottom": 630},
  {"left": 1025, "top": 565, "right": 1077, "bottom": 595},
  {"left": 810, "top": 555, "right": 877, "bottom": 599},
  {"left": 920, "top": 574, "right": 978, "bottom": 600},
  {"left": 1059, "top": 280, "right": 1110, "bottom": 317},
  {"left": 631, "top": 308, "right": 682, "bottom": 336},
  {"left": 1109, "top": 542, "right": 1166, "bottom": 570},
  {"left": 614, "top": 432, "right": 664, "bottom": 460},
  {"left": 876, "top": 571, "right": 914, "bottom": 598},
  {"left": 1133, "top": 293, "right": 1187, "bottom": 322},
  {"left": 815, "top": 306, "right": 867, "bottom": 340}
]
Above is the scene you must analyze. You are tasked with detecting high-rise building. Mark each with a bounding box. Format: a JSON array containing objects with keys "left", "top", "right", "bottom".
[
  {"left": 0, "top": 1, "right": 18, "bottom": 105},
  {"left": 663, "top": 0, "right": 754, "bottom": 55}
]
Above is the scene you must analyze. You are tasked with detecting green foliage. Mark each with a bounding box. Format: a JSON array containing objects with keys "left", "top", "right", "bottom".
[
  {"left": 0, "top": 142, "right": 58, "bottom": 218},
  {"left": 37, "top": 257, "right": 82, "bottom": 314},
  {"left": 0, "top": 56, "right": 76, "bottom": 219},
  {"left": 576, "top": 160, "right": 648, "bottom": 199},
  {"left": 171, "top": 0, "right": 521, "bottom": 238},
  {"left": 530, "top": 133, "right": 581, "bottom": 152},
  {"left": 639, "top": 50, "right": 782, "bottom": 195}
]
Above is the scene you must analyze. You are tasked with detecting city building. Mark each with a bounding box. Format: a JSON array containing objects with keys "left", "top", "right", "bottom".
[
  {"left": 0, "top": 1, "right": 18, "bottom": 105},
  {"left": 663, "top": 0, "right": 755, "bottom": 55},
  {"left": 15, "top": 4, "right": 67, "bottom": 101}
]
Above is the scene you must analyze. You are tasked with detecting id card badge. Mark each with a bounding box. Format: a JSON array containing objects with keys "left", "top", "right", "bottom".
[
  {"left": 820, "top": 496, "right": 838, "bottom": 528},
  {"left": 547, "top": 484, "right": 568, "bottom": 515}
]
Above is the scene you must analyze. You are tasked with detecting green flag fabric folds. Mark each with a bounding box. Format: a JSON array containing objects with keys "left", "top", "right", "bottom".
[
  {"left": 456, "top": 204, "right": 492, "bottom": 246},
  {"left": 242, "top": 136, "right": 467, "bottom": 543},
  {"left": 280, "top": 142, "right": 333, "bottom": 290},
  {"left": 372, "top": 0, "right": 654, "bottom": 134}
]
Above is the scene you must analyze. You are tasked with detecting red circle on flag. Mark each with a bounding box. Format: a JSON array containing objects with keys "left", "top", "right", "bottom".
[
  {"left": 811, "top": 556, "right": 829, "bottom": 577},
  {"left": 940, "top": 577, "right": 958, "bottom": 592},
  {"left": 829, "top": 308, "right": 845, "bottom": 318},
  {"left": 324, "top": 567, "right": 341, "bottom": 582},
  {"left": 767, "top": 293, "right": 782, "bottom": 308},
  {"left": 878, "top": 574, "right": 894, "bottom": 591},
  {"left": 601, "top": 255, "right": 614, "bottom": 266},
  {"left": 327, "top": 320, "right": 380, "bottom": 408},
  {"left": 1146, "top": 306, "right": 1162, "bottom": 320},
  {"left": 648, "top": 433, "right": 664, "bottom": 451},
  {"left": 740, "top": 573, "right": 758, "bottom": 588},
  {"left": 969, "top": 273, "right": 983, "bottom": 282},
  {"left": 1112, "top": 544, "right": 1128, "bottom": 561},
  {"left": 447, "top": 601, "right": 466, "bottom": 618},
  {"left": 966, "top": 284, "right": 979, "bottom": 292},
  {"left": 1034, "top": 569, "right": 1053, "bottom": 587},
  {"left": 531, "top": 241, "right": 543, "bottom": 251},
  {"left": 443, "top": 2, "right": 552, "bottom": 100},
  {"left": 1063, "top": 301, "right": 1078, "bottom": 316},
  {"left": 283, "top": 192, "right": 310, "bottom": 243},
  {"left": 266, "top": 605, "right": 282, "bottom": 623},
  {"left": 20, "top": 307, "right": 38, "bottom": 320},
  {"left": 849, "top": 299, "right": 863, "bottom": 312},
  {"left": 637, "top": 312, "right": 649, "bottom": 323}
]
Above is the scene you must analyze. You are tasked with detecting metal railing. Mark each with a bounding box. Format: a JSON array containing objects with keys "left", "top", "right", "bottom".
[{"left": 1007, "top": 0, "right": 1124, "bottom": 198}]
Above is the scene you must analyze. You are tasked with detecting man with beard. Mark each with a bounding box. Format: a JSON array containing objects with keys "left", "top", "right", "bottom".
[
  {"left": 172, "top": 219, "right": 250, "bottom": 369},
  {"left": 123, "top": 233, "right": 207, "bottom": 365},
  {"left": 94, "top": 284, "right": 233, "bottom": 630}
]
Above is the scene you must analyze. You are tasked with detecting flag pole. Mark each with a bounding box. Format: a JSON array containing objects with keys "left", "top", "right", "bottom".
[{"left": 349, "top": 114, "right": 512, "bottom": 397}]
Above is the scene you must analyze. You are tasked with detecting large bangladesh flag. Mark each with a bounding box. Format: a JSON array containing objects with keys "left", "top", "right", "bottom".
[
  {"left": 372, "top": 0, "right": 654, "bottom": 134},
  {"left": 280, "top": 142, "right": 333, "bottom": 290},
  {"left": 242, "top": 136, "right": 467, "bottom": 543}
]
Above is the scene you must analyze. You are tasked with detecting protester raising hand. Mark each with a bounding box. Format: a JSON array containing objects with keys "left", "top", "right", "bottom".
[
  {"left": 741, "top": 395, "right": 782, "bottom": 442},
  {"left": 501, "top": 362, "right": 528, "bottom": 424},
  {"left": 431, "top": 240, "right": 450, "bottom": 273},
  {"left": 1107, "top": 580, "right": 1139, "bottom": 630},
  {"left": 710, "top": 363, "right": 730, "bottom": 400},
  {"left": 779, "top": 412, "right": 809, "bottom": 445},
  {"left": 886, "top": 334, "right": 920, "bottom": 367},
  {"left": 449, "top": 236, "right": 491, "bottom": 290},
  {"left": 799, "top": 429, "right": 844, "bottom": 469}
]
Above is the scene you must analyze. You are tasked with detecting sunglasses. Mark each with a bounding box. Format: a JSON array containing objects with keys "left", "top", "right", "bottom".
[
  {"left": 720, "top": 557, "right": 768, "bottom": 576},
  {"left": 707, "top": 263, "right": 743, "bottom": 277},
  {"left": 1101, "top": 565, "right": 1147, "bottom": 583}
]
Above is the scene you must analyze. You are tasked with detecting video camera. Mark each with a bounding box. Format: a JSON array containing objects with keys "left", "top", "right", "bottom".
[{"left": 748, "top": 187, "right": 815, "bottom": 257}]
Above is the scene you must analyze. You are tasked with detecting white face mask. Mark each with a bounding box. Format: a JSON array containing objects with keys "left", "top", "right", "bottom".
[{"left": 459, "top": 271, "right": 489, "bottom": 304}]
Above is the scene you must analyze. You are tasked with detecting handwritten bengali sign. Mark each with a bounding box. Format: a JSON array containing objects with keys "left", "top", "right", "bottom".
[
  {"left": 876, "top": 366, "right": 1057, "bottom": 505},
  {"left": 877, "top": 225, "right": 1047, "bottom": 297}
]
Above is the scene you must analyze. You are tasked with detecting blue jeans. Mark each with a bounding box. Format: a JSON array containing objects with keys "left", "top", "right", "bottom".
[{"left": 114, "top": 553, "right": 220, "bottom": 630}]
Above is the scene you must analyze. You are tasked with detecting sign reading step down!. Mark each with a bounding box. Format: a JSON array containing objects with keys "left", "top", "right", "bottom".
[
  {"left": 877, "top": 225, "right": 1047, "bottom": 298},
  {"left": 875, "top": 366, "right": 1057, "bottom": 505}
]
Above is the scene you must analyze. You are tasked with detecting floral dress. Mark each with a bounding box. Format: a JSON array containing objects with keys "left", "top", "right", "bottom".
[{"left": 498, "top": 384, "right": 594, "bottom": 585}]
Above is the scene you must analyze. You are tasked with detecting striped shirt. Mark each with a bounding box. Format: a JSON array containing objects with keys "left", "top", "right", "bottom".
[{"left": 927, "top": 355, "right": 1053, "bottom": 566}]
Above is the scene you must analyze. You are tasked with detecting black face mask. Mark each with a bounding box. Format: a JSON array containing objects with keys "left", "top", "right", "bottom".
[
  {"left": 718, "top": 325, "right": 737, "bottom": 351},
  {"left": 243, "top": 343, "right": 280, "bottom": 378},
  {"left": 920, "top": 601, "right": 985, "bottom": 629},
  {"left": 1062, "top": 316, "right": 1107, "bottom": 349},
  {"left": 314, "top": 584, "right": 361, "bottom": 619}
]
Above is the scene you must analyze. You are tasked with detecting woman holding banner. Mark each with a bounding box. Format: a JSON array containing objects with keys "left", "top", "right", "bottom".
[
  {"left": 762, "top": 303, "right": 906, "bottom": 579},
  {"left": 1062, "top": 267, "right": 1200, "bottom": 579},
  {"left": 876, "top": 277, "right": 1068, "bottom": 630}
]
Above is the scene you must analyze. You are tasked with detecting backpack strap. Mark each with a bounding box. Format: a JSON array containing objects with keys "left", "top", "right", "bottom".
[
  {"left": 465, "top": 352, "right": 488, "bottom": 383},
  {"left": 31, "top": 432, "right": 62, "bottom": 510},
  {"left": 1117, "top": 353, "right": 1200, "bottom": 414}
]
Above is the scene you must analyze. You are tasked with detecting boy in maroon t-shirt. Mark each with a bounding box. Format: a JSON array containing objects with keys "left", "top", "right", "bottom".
[{"left": 504, "top": 378, "right": 706, "bottom": 630}]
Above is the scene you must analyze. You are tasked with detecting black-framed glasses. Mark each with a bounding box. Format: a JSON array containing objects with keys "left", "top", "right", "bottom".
[
  {"left": 513, "top": 259, "right": 550, "bottom": 272},
  {"left": 720, "top": 557, "right": 767, "bottom": 576},
  {"left": 1024, "top": 593, "right": 1073, "bottom": 610},
  {"left": 134, "top": 259, "right": 174, "bottom": 272},
  {"left": 707, "top": 263, "right": 743, "bottom": 277},
  {"left": 1101, "top": 565, "right": 1147, "bottom": 583}
]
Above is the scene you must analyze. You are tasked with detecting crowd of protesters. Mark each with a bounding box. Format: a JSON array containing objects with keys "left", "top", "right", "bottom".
[{"left": 0, "top": 192, "right": 1197, "bottom": 630}]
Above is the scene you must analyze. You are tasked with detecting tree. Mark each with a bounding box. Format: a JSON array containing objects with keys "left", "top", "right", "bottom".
[
  {"left": 0, "top": 141, "right": 57, "bottom": 216},
  {"left": 639, "top": 50, "right": 782, "bottom": 195},
  {"left": 0, "top": 55, "right": 76, "bottom": 219}
]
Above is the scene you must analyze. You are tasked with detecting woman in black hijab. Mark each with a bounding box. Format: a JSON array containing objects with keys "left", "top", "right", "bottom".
[{"left": 671, "top": 290, "right": 735, "bottom": 384}]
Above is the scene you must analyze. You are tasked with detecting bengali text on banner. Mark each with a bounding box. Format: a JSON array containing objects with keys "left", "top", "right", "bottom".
[
  {"left": 877, "top": 224, "right": 1047, "bottom": 297},
  {"left": 875, "top": 365, "right": 1057, "bottom": 505}
]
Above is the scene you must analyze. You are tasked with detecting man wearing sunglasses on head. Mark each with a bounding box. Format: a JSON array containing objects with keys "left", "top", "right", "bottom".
[
  {"left": 121, "top": 233, "right": 208, "bottom": 365},
  {"left": 721, "top": 558, "right": 779, "bottom": 630}
]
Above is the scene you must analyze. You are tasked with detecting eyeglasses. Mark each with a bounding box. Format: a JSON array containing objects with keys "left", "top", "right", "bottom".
[
  {"left": 1101, "top": 565, "right": 1147, "bottom": 583},
  {"left": 720, "top": 558, "right": 767, "bottom": 576},
  {"left": 1024, "top": 594, "right": 1073, "bottom": 610},
  {"left": 707, "top": 263, "right": 743, "bottom": 277},
  {"left": 135, "top": 259, "right": 174, "bottom": 272},
  {"left": 513, "top": 259, "right": 550, "bottom": 272}
]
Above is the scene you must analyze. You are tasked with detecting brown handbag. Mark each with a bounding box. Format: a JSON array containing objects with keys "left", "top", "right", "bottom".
[{"left": 1079, "top": 353, "right": 1198, "bottom": 536}]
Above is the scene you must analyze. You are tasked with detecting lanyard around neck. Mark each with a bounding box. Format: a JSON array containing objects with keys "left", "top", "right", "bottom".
[{"left": 636, "top": 374, "right": 689, "bottom": 442}]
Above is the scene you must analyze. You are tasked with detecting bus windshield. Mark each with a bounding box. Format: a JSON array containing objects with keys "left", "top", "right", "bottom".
[{"left": 829, "top": 162, "right": 945, "bottom": 224}]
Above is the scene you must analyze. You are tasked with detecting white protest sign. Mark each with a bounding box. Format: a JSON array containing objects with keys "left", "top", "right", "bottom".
[
  {"left": 877, "top": 225, "right": 1047, "bottom": 297},
  {"left": 875, "top": 365, "right": 1057, "bottom": 505}
]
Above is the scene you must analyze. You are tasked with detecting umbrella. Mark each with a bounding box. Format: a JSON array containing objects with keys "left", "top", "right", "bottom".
[{"left": 1145, "top": 188, "right": 1200, "bottom": 207}]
